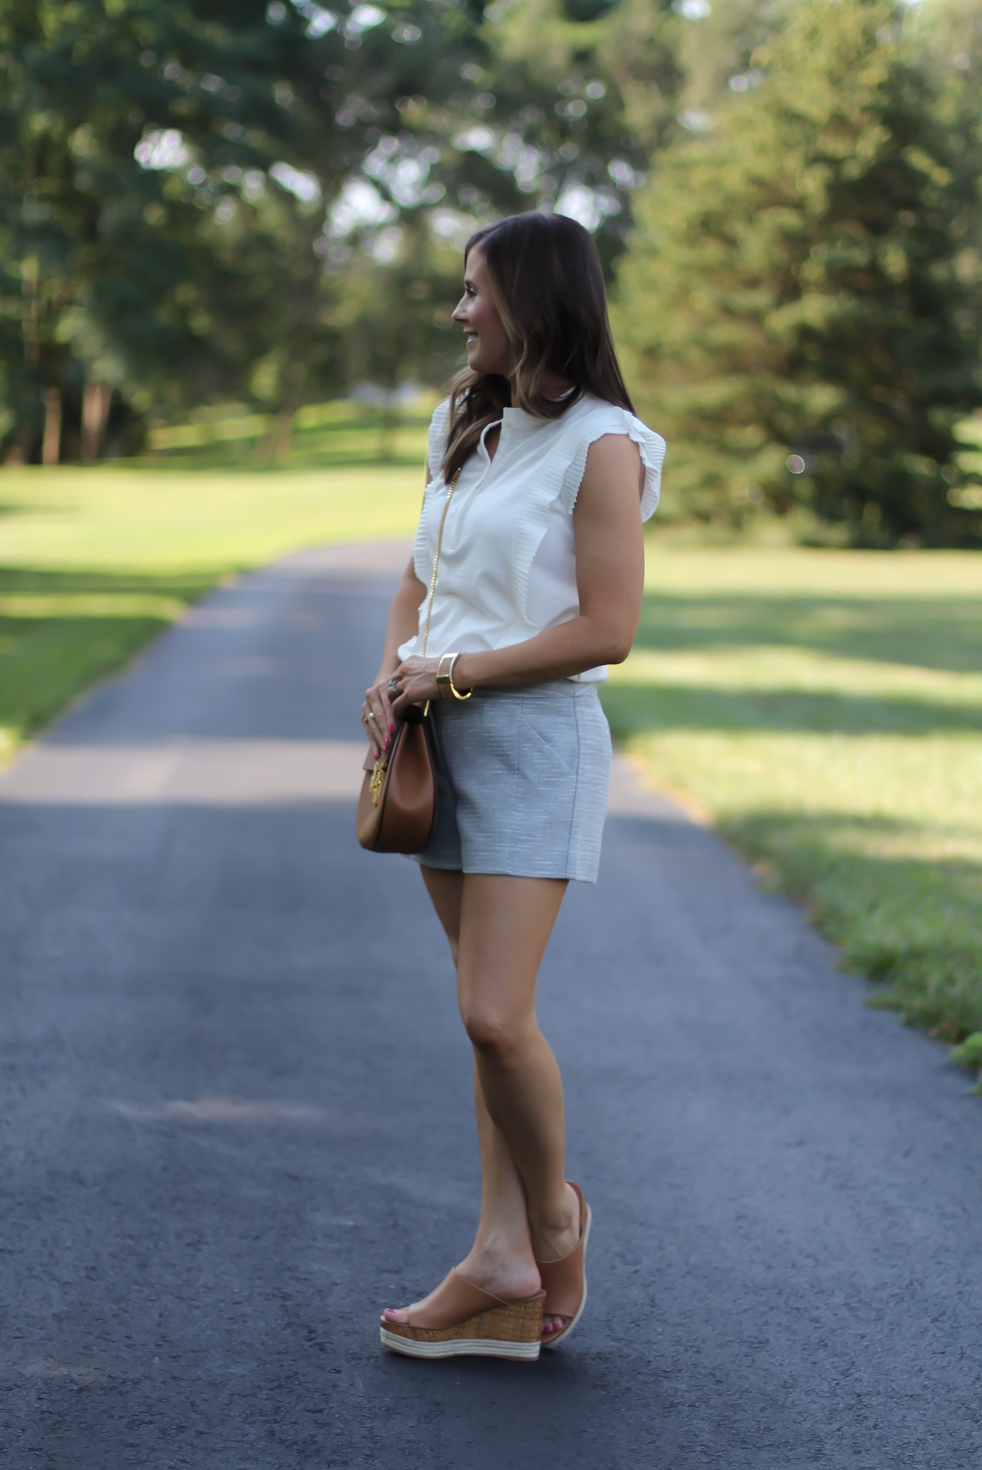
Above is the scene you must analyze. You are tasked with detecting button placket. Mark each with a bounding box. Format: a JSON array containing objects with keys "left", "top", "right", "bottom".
[{"left": 446, "top": 418, "right": 503, "bottom": 554}]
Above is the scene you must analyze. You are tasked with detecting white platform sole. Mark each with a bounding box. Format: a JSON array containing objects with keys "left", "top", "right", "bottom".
[{"left": 380, "top": 1328, "right": 540, "bottom": 1361}]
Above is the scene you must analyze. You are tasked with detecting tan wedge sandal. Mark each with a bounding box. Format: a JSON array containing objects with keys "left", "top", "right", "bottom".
[
  {"left": 380, "top": 1268, "right": 546, "bottom": 1361},
  {"left": 535, "top": 1181, "right": 591, "bottom": 1350}
]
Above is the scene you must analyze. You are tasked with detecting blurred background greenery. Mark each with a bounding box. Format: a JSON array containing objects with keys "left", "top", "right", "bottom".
[
  {"left": 3, "top": 0, "right": 982, "bottom": 546},
  {"left": 1, "top": 0, "right": 980, "bottom": 1065}
]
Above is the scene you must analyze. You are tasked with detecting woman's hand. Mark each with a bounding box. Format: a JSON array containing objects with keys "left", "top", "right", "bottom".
[
  {"left": 361, "top": 658, "right": 442, "bottom": 756},
  {"left": 390, "top": 656, "right": 442, "bottom": 718},
  {"left": 361, "top": 672, "right": 400, "bottom": 761}
]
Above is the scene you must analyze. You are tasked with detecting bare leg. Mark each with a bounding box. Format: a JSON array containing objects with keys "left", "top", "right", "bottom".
[
  {"left": 383, "top": 869, "right": 580, "bottom": 1336},
  {"left": 427, "top": 869, "right": 540, "bottom": 1297},
  {"left": 468, "top": 1072, "right": 577, "bottom": 1336},
  {"left": 459, "top": 877, "right": 579, "bottom": 1334},
  {"left": 465, "top": 1059, "right": 540, "bottom": 1297}
]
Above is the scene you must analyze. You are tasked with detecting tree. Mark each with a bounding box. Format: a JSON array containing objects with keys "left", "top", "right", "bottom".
[
  {"left": 0, "top": 0, "right": 326, "bottom": 461},
  {"left": 315, "top": 0, "right": 687, "bottom": 398},
  {"left": 0, "top": 0, "right": 690, "bottom": 461},
  {"left": 613, "top": 0, "right": 982, "bottom": 546}
]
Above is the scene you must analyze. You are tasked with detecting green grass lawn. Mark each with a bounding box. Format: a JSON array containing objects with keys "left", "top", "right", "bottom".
[
  {"left": 599, "top": 548, "right": 982, "bottom": 1067},
  {"left": 0, "top": 446, "right": 426, "bottom": 760},
  {"left": 145, "top": 398, "right": 434, "bottom": 470},
  {"left": 2, "top": 430, "right": 980, "bottom": 1077}
]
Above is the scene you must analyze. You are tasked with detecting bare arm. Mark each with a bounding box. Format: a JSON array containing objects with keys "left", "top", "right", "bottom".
[
  {"left": 390, "top": 434, "right": 645, "bottom": 716},
  {"left": 361, "top": 477, "right": 429, "bottom": 754},
  {"left": 378, "top": 559, "right": 427, "bottom": 678}
]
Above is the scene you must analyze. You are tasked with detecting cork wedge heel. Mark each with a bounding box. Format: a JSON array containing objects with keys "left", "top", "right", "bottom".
[
  {"left": 380, "top": 1268, "right": 545, "bottom": 1361},
  {"left": 535, "top": 1181, "right": 591, "bottom": 1350}
]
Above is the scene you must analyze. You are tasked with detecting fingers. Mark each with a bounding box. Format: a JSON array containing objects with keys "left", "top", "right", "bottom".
[
  {"left": 375, "top": 678, "right": 395, "bottom": 730},
  {"left": 364, "top": 660, "right": 439, "bottom": 746},
  {"left": 362, "top": 709, "right": 386, "bottom": 760},
  {"left": 389, "top": 659, "right": 438, "bottom": 718},
  {"left": 361, "top": 707, "right": 380, "bottom": 760},
  {"left": 367, "top": 684, "right": 391, "bottom": 736},
  {"left": 390, "top": 681, "right": 416, "bottom": 719},
  {"left": 391, "top": 678, "right": 436, "bottom": 719},
  {"left": 361, "top": 692, "right": 381, "bottom": 759},
  {"left": 363, "top": 679, "right": 395, "bottom": 760}
]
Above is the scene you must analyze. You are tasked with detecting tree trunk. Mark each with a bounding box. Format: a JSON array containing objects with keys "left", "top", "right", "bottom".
[
  {"left": 81, "top": 380, "right": 111, "bottom": 462},
  {"left": 274, "top": 408, "right": 294, "bottom": 464},
  {"left": 42, "top": 387, "right": 62, "bottom": 466}
]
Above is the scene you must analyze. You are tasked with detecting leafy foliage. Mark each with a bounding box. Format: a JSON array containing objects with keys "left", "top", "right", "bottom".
[
  {"left": 4, "top": 0, "right": 982, "bottom": 548},
  {"left": 0, "top": 0, "right": 327, "bottom": 455},
  {"left": 0, "top": 0, "right": 685, "bottom": 460},
  {"left": 613, "top": 0, "right": 982, "bottom": 546}
]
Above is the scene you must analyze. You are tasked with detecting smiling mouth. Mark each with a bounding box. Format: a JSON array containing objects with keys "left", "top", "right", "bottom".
[{"left": 465, "top": 333, "right": 478, "bottom": 345}]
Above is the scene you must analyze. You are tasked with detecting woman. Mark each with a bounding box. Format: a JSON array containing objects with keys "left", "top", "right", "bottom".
[{"left": 362, "top": 212, "right": 664, "bottom": 1361}]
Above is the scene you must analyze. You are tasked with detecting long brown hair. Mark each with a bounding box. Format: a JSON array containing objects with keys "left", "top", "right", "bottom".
[{"left": 442, "top": 212, "right": 635, "bottom": 481}]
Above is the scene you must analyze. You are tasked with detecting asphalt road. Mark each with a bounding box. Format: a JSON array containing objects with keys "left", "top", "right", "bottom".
[{"left": 0, "top": 542, "right": 979, "bottom": 1470}]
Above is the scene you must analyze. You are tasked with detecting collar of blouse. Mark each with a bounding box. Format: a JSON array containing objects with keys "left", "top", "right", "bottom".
[{"left": 500, "top": 406, "right": 545, "bottom": 431}]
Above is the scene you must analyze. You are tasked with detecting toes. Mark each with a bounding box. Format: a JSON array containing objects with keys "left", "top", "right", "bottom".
[{"left": 383, "top": 1307, "right": 409, "bottom": 1324}]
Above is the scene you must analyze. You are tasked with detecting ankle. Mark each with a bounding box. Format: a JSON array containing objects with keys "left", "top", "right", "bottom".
[
  {"left": 529, "top": 1185, "right": 575, "bottom": 1240},
  {"left": 471, "top": 1225, "right": 535, "bottom": 1270},
  {"left": 459, "top": 1241, "right": 541, "bottom": 1300}
]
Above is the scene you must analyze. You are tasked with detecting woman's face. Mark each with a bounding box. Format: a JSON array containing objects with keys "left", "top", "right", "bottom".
[{"left": 452, "top": 248, "right": 511, "bottom": 378}]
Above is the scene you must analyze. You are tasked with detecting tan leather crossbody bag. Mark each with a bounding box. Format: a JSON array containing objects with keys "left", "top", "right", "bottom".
[{"left": 355, "top": 469, "right": 461, "bottom": 854}]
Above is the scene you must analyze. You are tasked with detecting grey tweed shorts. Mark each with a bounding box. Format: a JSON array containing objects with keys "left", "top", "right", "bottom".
[{"left": 408, "top": 680, "right": 612, "bottom": 883}]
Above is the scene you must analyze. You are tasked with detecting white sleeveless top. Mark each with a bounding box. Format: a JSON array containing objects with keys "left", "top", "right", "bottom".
[{"left": 397, "top": 392, "right": 666, "bottom": 683}]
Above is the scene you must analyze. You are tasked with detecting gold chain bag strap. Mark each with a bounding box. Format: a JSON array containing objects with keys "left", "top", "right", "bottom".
[{"left": 355, "top": 469, "right": 461, "bottom": 853}]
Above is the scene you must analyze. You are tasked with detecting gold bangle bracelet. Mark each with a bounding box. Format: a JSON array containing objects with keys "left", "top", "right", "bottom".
[
  {"left": 435, "top": 652, "right": 456, "bottom": 700},
  {"left": 448, "top": 652, "right": 473, "bottom": 700}
]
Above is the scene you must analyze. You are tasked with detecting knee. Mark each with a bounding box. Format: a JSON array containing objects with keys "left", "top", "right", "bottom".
[{"left": 461, "top": 1005, "right": 526, "bottom": 1069}]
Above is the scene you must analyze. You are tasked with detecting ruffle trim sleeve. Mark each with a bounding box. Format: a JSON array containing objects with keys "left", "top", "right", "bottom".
[
  {"left": 412, "top": 397, "right": 452, "bottom": 587},
  {"left": 559, "top": 406, "right": 665, "bottom": 520},
  {"left": 509, "top": 405, "right": 665, "bottom": 623},
  {"left": 426, "top": 396, "right": 451, "bottom": 481}
]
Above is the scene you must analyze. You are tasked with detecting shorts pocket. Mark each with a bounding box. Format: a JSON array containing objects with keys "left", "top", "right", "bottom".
[{"left": 517, "top": 708, "right": 578, "bottom": 777}]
